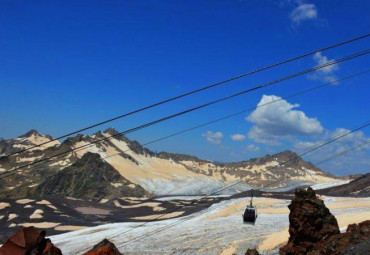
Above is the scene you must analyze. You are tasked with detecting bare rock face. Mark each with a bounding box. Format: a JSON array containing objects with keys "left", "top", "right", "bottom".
[
  {"left": 83, "top": 239, "right": 122, "bottom": 255},
  {"left": 0, "top": 227, "right": 62, "bottom": 255},
  {"left": 35, "top": 152, "right": 149, "bottom": 201},
  {"left": 245, "top": 248, "right": 261, "bottom": 255},
  {"left": 280, "top": 187, "right": 340, "bottom": 254},
  {"left": 308, "top": 220, "right": 370, "bottom": 255}
]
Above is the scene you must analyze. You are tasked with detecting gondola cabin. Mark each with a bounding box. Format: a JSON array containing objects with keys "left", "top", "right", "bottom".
[
  {"left": 243, "top": 203, "right": 257, "bottom": 223},
  {"left": 242, "top": 189, "right": 257, "bottom": 224}
]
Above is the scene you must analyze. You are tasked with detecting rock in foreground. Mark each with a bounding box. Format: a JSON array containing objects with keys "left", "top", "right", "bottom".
[
  {"left": 280, "top": 187, "right": 370, "bottom": 254},
  {"left": 0, "top": 227, "right": 62, "bottom": 255},
  {"left": 308, "top": 220, "right": 370, "bottom": 255},
  {"left": 83, "top": 239, "right": 123, "bottom": 255},
  {"left": 280, "top": 187, "right": 340, "bottom": 254}
]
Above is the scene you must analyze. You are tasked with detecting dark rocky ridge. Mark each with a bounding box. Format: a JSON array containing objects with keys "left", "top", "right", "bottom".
[
  {"left": 35, "top": 152, "right": 149, "bottom": 200},
  {"left": 157, "top": 151, "right": 209, "bottom": 163},
  {"left": 341, "top": 174, "right": 363, "bottom": 180},
  {"left": 317, "top": 173, "right": 370, "bottom": 197},
  {"left": 101, "top": 127, "right": 154, "bottom": 156}
]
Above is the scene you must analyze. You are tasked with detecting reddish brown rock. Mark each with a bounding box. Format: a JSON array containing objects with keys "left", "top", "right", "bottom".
[
  {"left": 0, "top": 227, "right": 62, "bottom": 255},
  {"left": 245, "top": 248, "right": 261, "bottom": 255},
  {"left": 308, "top": 220, "right": 370, "bottom": 255},
  {"left": 83, "top": 239, "right": 122, "bottom": 255},
  {"left": 280, "top": 187, "right": 340, "bottom": 254}
]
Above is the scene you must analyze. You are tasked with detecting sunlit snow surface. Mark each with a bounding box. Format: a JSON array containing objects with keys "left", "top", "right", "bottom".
[{"left": 50, "top": 196, "right": 370, "bottom": 255}]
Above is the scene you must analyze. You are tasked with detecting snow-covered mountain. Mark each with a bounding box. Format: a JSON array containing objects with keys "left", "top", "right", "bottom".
[{"left": 0, "top": 128, "right": 341, "bottom": 198}]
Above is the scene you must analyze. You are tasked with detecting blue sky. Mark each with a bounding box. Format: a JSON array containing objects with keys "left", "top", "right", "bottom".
[{"left": 0, "top": 0, "right": 369, "bottom": 175}]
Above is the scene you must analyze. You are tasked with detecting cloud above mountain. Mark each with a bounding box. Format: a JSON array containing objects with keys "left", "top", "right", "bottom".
[
  {"left": 293, "top": 128, "right": 370, "bottom": 175},
  {"left": 244, "top": 94, "right": 370, "bottom": 175},
  {"left": 294, "top": 128, "right": 370, "bottom": 153},
  {"left": 202, "top": 131, "right": 223, "bottom": 144},
  {"left": 246, "top": 95, "right": 323, "bottom": 145}
]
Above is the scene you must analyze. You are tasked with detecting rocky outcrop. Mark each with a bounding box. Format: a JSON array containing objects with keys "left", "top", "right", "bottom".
[
  {"left": 280, "top": 187, "right": 340, "bottom": 254},
  {"left": 280, "top": 187, "right": 370, "bottom": 254},
  {"left": 0, "top": 227, "right": 62, "bottom": 255},
  {"left": 307, "top": 220, "right": 370, "bottom": 255},
  {"left": 0, "top": 228, "right": 124, "bottom": 255},
  {"left": 83, "top": 239, "right": 122, "bottom": 255},
  {"left": 35, "top": 152, "right": 149, "bottom": 201},
  {"left": 245, "top": 248, "right": 261, "bottom": 255}
]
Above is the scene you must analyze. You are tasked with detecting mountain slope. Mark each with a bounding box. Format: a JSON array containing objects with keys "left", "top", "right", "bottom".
[
  {"left": 0, "top": 128, "right": 341, "bottom": 197},
  {"left": 35, "top": 152, "right": 149, "bottom": 200},
  {"left": 317, "top": 173, "right": 370, "bottom": 197}
]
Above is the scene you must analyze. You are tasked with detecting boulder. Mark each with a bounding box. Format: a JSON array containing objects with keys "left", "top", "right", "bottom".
[
  {"left": 0, "top": 227, "right": 62, "bottom": 255},
  {"left": 280, "top": 187, "right": 340, "bottom": 254},
  {"left": 83, "top": 239, "right": 122, "bottom": 255},
  {"left": 245, "top": 248, "right": 261, "bottom": 255}
]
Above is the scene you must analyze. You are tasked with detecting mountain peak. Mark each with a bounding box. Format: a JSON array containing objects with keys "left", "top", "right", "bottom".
[
  {"left": 104, "top": 127, "right": 119, "bottom": 136},
  {"left": 20, "top": 129, "right": 40, "bottom": 138},
  {"left": 274, "top": 150, "right": 298, "bottom": 158},
  {"left": 102, "top": 127, "right": 131, "bottom": 143}
]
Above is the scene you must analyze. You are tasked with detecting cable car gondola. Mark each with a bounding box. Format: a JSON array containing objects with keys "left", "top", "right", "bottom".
[{"left": 243, "top": 189, "right": 257, "bottom": 224}]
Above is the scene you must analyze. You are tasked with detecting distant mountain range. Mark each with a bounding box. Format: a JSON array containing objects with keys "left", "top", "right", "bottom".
[{"left": 0, "top": 128, "right": 348, "bottom": 200}]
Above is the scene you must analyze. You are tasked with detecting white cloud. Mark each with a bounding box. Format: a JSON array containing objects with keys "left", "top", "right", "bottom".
[
  {"left": 310, "top": 52, "right": 340, "bottom": 83},
  {"left": 202, "top": 131, "right": 223, "bottom": 144},
  {"left": 313, "top": 52, "right": 339, "bottom": 73},
  {"left": 247, "top": 144, "right": 260, "bottom": 152},
  {"left": 230, "top": 134, "right": 246, "bottom": 142},
  {"left": 244, "top": 93, "right": 369, "bottom": 175},
  {"left": 293, "top": 128, "right": 370, "bottom": 157},
  {"left": 293, "top": 128, "right": 370, "bottom": 175},
  {"left": 246, "top": 95, "right": 323, "bottom": 145},
  {"left": 326, "top": 128, "right": 370, "bottom": 152},
  {"left": 290, "top": 3, "right": 318, "bottom": 24},
  {"left": 293, "top": 140, "right": 318, "bottom": 150}
]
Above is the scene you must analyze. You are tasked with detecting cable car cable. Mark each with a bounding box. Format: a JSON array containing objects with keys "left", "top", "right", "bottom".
[
  {"left": 4, "top": 33, "right": 369, "bottom": 158},
  {"left": 1, "top": 49, "right": 367, "bottom": 178}
]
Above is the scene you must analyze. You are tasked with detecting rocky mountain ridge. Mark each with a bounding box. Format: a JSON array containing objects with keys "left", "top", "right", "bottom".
[
  {"left": 35, "top": 152, "right": 149, "bottom": 200},
  {"left": 0, "top": 128, "right": 342, "bottom": 198},
  {"left": 317, "top": 173, "right": 370, "bottom": 197}
]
